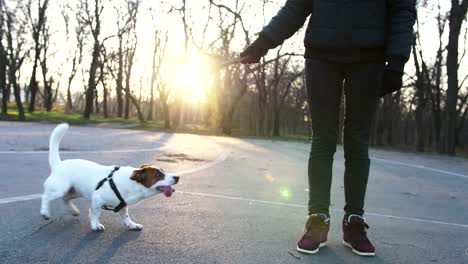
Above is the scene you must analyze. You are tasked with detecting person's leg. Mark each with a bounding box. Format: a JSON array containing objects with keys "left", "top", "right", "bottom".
[
  {"left": 340, "top": 62, "right": 382, "bottom": 257},
  {"left": 305, "top": 59, "right": 344, "bottom": 216},
  {"left": 297, "top": 59, "right": 343, "bottom": 255},
  {"left": 342, "top": 62, "right": 382, "bottom": 216}
]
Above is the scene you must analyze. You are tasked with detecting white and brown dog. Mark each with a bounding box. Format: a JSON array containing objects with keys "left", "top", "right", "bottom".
[{"left": 40, "top": 123, "right": 179, "bottom": 231}]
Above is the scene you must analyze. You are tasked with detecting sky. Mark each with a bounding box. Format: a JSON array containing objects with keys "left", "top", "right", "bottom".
[
  {"left": 42, "top": 0, "right": 287, "bottom": 103},
  {"left": 11, "top": 0, "right": 466, "bottom": 105}
]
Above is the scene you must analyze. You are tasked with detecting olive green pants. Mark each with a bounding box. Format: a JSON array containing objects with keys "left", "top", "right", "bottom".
[{"left": 305, "top": 59, "right": 382, "bottom": 216}]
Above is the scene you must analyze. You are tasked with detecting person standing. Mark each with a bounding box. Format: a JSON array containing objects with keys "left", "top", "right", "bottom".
[{"left": 240, "top": 0, "right": 416, "bottom": 256}]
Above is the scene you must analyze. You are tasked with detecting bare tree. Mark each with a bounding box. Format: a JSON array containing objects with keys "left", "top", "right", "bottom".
[
  {"left": 152, "top": 31, "right": 171, "bottom": 128},
  {"left": 0, "top": 0, "right": 8, "bottom": 116},
  {"left": 412, "top": 20, "right": 431, "bottom": 152},
  {"left": 269, "top": 52, "right": 303, "bottom": 136},
  {"left": 119, "top": 0, "right": 143, "bottom": 121},
  {"left": 147, "top": 30, "right": 168, "bottom": 121},
  {"left": 253, "top": 60, "right": 269, "bottom": 136},
  {"left": 40, "top": 23, "right": 54, "bottom": 111},
  {"left": 79, "top": 0, "right": 103, "bottom": 118},
  {"left": 61, "top": 4, "right": 84, "bottom": 113},
  {"left": 25, "top": 0, "right": 48, "bottom": 113},
  {"left": 455, "top": 23, "right": 468, "bottom": 145},
  {"left": 5, "top": 6, "right": 28, "bottom": 120},
  {"left": 208, "top": 0, "right": 255, "bottom": 135},
  {"left": 441, "top": 0, "right": 468, "bottom": 154},
  {"left": 170, "top": 0, "right": 189, "bottom": 57},
  {"left": 113, "top": 1, "right": 139, "bottom": 118},
  {"left": 98, "top": 45, "right": 111, "bottom": 118},
  {"left": 429, "top": 2, "right": 447, "bottom": 148},
  {"left": 123, "top": 37, "right": 145, "bottom": 122},
  {"left": 168, "top": 0, "right": 191, "bottom": 128}
]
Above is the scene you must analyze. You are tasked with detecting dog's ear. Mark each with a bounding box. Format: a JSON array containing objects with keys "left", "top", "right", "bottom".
[
  {"left": 130, "top": 168, "right": 147, "bottom": 183},
  {"left": 140, "top": 164, "right": 151, "bottom": 168}
]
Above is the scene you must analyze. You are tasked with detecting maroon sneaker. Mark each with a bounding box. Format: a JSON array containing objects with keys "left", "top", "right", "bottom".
[
  {"left": 342, "top": 214, "right": 376, "bottom": 256},
  {"left": 296, "top": 214, "right": 330, "bottom": 254}
]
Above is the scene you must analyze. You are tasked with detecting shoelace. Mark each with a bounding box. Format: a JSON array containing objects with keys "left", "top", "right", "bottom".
[
  {"left": 349, "top": 219, "right": 370, "bottom": 243},
  {"left": 304, "top": 217, "right": 328, "bottom": 239}
]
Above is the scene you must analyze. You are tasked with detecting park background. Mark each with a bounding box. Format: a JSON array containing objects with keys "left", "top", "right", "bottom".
[{"left": 0, "top": 0, "right": 467, "bottom": 156}]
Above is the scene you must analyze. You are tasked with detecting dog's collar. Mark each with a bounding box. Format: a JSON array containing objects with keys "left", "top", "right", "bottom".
[{"left": 95, "top": 166, "right": 127, "bottom": 213}]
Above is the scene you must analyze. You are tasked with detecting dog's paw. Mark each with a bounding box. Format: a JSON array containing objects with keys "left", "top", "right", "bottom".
[
  {"left": 69, "top": 205, "right": 80, "bottom": 216},
  {"left": 91, "top": 223, "right": 105, "bottom": 232},
  {"left": 126, "top": 223, "right": 143, "bottom": 231},
  {"left": 41, "top": 214, "right": 50, "bottom": 220},
  {"left": 72, "top": 210, "right": 80, "bottom": 217}
]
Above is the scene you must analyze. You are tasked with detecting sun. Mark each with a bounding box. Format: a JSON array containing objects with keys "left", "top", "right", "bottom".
[{"left": 173, "top": 52, "right": 207, "bottom": 104}]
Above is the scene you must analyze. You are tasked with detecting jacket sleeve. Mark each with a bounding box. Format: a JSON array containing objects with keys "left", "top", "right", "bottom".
[
  {"left": 386, "top": 0, "right": 417, "bottom": 61},
  {"left": 260, "top": 0, "right": 314, "bottom": 48}
]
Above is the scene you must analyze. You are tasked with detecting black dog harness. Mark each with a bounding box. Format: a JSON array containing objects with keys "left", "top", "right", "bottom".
[{"left": 95, "top": 166, "right": 126, "bottom": 212}]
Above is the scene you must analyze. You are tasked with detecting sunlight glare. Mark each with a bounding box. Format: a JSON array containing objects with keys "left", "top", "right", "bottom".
[
  {"left": 280, "top": 188, "right": 291, "bottom": 199},
  {"left": 174, "top": 52, "right": 207, "bottom": 104}
]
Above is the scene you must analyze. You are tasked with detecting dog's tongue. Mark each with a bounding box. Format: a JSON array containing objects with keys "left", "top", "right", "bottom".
[{"left": 158, "top": 186, "right": 174, "bottom": 197}]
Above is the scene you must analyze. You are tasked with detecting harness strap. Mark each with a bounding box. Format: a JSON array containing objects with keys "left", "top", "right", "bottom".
[
  {"left": 95, "top": 166, "right": 127, "bottom": 213},
  {"left": 95, "top": 166, "right": 120, "bottom": 190},
  {"left": 107, "top": 177, "right": 127, "bottom": 212}
]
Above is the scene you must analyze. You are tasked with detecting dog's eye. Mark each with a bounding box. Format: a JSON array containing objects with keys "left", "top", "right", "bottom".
[{"left": 155, "top": 170, "right": 165, "bottom": 178}]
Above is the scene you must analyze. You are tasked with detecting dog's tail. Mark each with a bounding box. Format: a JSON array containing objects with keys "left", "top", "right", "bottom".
[{"left": 49, "top": 123, "right": 69, "bottom": 170}]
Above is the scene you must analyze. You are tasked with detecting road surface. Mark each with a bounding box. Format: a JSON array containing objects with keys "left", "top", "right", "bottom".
[{"left": 0, "top": 122, "right": 467, "bottom": 264}]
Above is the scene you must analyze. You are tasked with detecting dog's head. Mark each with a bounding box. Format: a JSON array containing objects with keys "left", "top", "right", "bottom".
[{"left": 130, "top": 164, "right": 179, "bottom": 197}]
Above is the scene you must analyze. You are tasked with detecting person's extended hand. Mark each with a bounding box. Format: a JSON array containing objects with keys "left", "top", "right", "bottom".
[
  {"left": 379, "top": 70, "right": 403, "bottom": 97},
  {"left": 240, "top": 34, "right": 274, "bottom": 64},
  {"left": 379, "top": 56, "right": 406, "bottom": 97}
]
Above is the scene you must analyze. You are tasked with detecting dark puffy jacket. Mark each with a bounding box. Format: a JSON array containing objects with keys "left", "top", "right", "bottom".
[{"left": 261, "top": 0, "right": 416, "bottom": 63}]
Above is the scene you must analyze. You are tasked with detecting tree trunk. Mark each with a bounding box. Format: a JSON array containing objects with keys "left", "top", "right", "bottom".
[
  {"left": 83, "top": 40, "right": 100, "bottom": 118},
  {"left": 41, "top": 40, "right": 53, "bottom": 112},
  {"left": 128, "top": 92, "right": 144, "bottom": 122},
  {"left": 415, "top": 105, "right": 425, "bottom": 152},
  {"left": 0, "top": 84, "right": 7, "bottom": 115},
  {"left": 28, "top": 70, "right": 38, "bottom": 113},
  {"left": 94, "top": 87, "right": 99, "bottom": 114},
  {"left": 44, "top": 80, "right": 52, "bottom": 111},
  {"left": 13, "top": 84, "right": 24, "bottom": 120},
  {"left": 124, "top": 88, "right": 130, "bottom": 119},
  {"left": 258, "top": 100, "right": 267, "bottom": 136},
  {"left": 103, "top": 85, "right": 108, "bottom": 118},
  {"left": 10, "top": 67, "right": 24, "bottom": 120},
  {"left": 0, "top": 5, "right": 6, "bottom": 116},
  {"left": 66, "top": 82, "right": 73, "bottom": 112},
  {"left": 271, "top": 81, "right": 280, "bottom": 137},
  {"left": 124, "top": 47, "right": 136, "bottom": 120},
  {"left": 441, "top": 0, "right": 468, "bottom": 154},
  {"left": 147, "top": 86, "right": 154, "bottom": 120},
  {"left": 272, "top": 108, "right": 281, "bottom": 137},
  {"left": 162, "top": 100, "right": 170, "bottom": 129},
  {"left": 83, "top": 0, "right": 101, "bottom": 119},
  {"left": 116, "top": 39, "right": 124, "bottom": 117},
  {"left": 221, "top": 104, "right": 237, "bottom": 135},
  {"left": 0, "top": 51, "right": 7, "bottom": 115},
  {"left": 42, "top": 77, "right": 53, "bottom": 112}
]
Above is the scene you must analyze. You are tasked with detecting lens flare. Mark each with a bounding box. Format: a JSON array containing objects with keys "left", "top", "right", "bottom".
[
  {"left": 265, "top": 174, "right": 275, "bottom": 183},
  {"left": 280, "top": 188, "right": 290, "bottom": 199}
]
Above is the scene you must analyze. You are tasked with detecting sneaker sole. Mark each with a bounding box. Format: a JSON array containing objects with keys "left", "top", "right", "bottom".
[
  {"left": 296, "top": 242, "right": 327, "bottom": 254},
  {"left": 342, "top": 240, "right": 375, "bottom": 256}
]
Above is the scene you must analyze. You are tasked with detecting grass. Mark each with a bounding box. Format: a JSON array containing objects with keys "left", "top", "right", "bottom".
[
  {"left": 1, "top": 103, "right": 163, "bottom": 127},
  {"left": 2, "top": 105, "right": 467, "bottom": 158},
  {"left": 2, "top": 108, "right": 143, "bottom": 125},
  {"left": 1, "top": 105, "right": 310, "bottom": 141}
]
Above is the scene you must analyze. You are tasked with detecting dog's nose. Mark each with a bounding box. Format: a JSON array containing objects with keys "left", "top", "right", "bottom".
[{"left": 173, "top": 176, "right": 180, "bottom": 184}]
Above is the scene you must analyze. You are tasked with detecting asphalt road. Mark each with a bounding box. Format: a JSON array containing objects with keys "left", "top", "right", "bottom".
[{"left": 0, "top": 122, "right": 467, "bottom": 264}]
